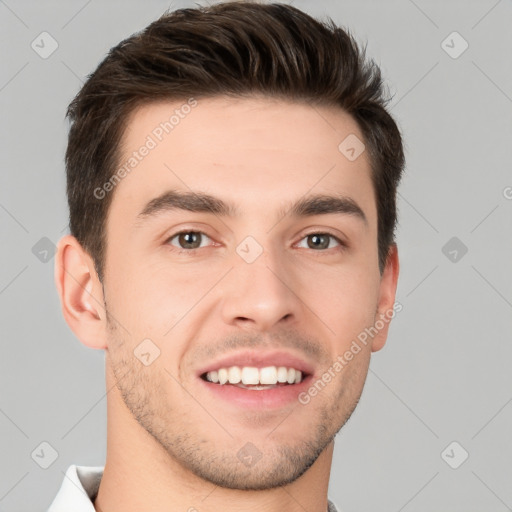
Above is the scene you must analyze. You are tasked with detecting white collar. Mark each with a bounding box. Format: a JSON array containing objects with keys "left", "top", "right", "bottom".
[{"left": 47, "top": 464, "right": 103, "bottom": 511}]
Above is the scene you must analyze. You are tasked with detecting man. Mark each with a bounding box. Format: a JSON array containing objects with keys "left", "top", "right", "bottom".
[{"left": 49, "top": 1, "right": 404, "bottom": 511}]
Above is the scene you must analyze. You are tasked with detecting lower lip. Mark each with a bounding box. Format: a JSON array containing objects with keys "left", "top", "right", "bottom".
[{"left": 198, "top": 375, "right": 313, "bottom": 410}]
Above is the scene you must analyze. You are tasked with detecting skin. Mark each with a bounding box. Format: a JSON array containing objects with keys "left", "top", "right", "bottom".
[{"left": 55, "top": 96, "right": 399, "bottom": 512}]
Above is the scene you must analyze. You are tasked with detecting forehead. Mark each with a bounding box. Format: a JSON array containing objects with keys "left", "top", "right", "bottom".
[{"left": 109, "top": 96, "right": 376, "bottom": 227}]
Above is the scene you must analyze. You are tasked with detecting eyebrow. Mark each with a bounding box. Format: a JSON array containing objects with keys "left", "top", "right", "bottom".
[{"left": 136, "top": 189, "right": 368, "bottom": 227}]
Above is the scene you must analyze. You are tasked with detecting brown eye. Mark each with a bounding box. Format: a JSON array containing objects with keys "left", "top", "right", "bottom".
[
  {"left": 308, "top": 234, "right": 330, "bottom": 250},
  {"left": 167, "top": 231, "right": 212, "bottom": 251},
  {"left": 297, "top": 233, "right": 343, "bottom": 251}
]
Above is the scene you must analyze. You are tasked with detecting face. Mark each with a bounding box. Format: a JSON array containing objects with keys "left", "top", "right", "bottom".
[{"left": 101, "top": 96, "right": 393, "bottom": 489}]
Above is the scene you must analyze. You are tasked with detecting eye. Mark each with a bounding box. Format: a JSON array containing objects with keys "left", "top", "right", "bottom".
[
  {"left": 166, "top": 230, "right": 213, "bottom": 252},
  {"left": 164, "top": 230, "right": 345, "bottom": 254},
  {"left": 296, "top": 232, "right": 345, "bottom": 251}
]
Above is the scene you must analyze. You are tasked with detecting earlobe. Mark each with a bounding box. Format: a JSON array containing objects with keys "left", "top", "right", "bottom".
[
  {"left": 54, "top": 235, "right": 107, "bottom": 350},
  {"left": 371, "top": 244, "right": 400, "bottom": 353}
]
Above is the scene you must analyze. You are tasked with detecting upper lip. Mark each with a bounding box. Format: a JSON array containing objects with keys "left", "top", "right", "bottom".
[{"left": 196, "top": 349, "right": 315, "bottom": 378}]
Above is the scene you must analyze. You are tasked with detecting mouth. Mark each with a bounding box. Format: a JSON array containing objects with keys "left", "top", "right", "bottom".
[
  {"left": 196, "top": 351, "right": 314, "bottom": 409},
  {"left": 200, "top": 365, "right": 308, "bottom": 389}
]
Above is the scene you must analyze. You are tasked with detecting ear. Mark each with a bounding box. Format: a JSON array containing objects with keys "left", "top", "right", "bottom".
[
  {"left": 371, "top": 243, "right": 400, "bottom": 353},
  {"left": 54, "top": 234, "right": 107, "bottom": 350}
]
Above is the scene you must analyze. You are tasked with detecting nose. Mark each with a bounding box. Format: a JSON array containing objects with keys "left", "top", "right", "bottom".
[{"left": 219, "top": 245, "right": 301, "bottom": 332}]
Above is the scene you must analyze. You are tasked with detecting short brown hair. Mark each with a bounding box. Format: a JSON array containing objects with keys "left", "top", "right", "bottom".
[{"left": 65, "top": 1, "right": 405, "bottom": 282}]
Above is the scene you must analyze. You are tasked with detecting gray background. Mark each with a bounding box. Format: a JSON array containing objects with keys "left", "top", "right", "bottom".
[{"left": 1, "top": 0, "right": 511, "bottom": 510}]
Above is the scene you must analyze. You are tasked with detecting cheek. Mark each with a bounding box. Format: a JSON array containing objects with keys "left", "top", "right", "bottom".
[
  {"left": 302, "top": 265, "right": 379, "bottom": 335},
  {"left": 106, "top": 257, "right": 215, "bottom": 343},
  {"left": 103, "top": 254, "right": 166, "bottom": 335}
]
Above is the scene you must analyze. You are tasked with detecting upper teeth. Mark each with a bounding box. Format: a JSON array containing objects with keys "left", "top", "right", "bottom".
[{"left": 205, "top": 366, "right": 303, "bottom": 385}]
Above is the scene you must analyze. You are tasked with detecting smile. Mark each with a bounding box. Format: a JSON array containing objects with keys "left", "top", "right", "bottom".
[{"left": 202, "top": 365, "right": 304, "bottom": 387}]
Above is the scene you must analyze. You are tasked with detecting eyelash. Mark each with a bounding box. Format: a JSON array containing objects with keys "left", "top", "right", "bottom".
[{"left": 165, "top": 230, "right": 346, "bottom": 255}]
